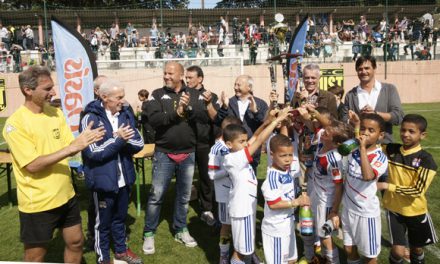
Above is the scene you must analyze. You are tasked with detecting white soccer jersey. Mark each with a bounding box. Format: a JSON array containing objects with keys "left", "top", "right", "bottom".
[
  {"left": 261, "top": 168, "right": 296, "bottom": 237},
  {"left": 208, "top": 139, "right": 231, "bottom": 203},
  {"left": 343, "top": 147, "right": 388, "bottom": 217},
  {"left": 312, "top": 144, "right": 343, "bottom": 206},
  {"left": 224, "top": 147, "right": 258, "bottom": 218}
]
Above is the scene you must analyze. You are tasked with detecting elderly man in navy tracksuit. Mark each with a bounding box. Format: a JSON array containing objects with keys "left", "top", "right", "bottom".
[{"left": 80, "top": 79, "right": 144, "bottom": 264}]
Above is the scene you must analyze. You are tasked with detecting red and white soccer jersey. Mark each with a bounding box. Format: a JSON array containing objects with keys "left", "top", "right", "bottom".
[
  {"left": 208, "top": 139, "right": 231, "bottom": 203},
  {"left": 312, "top": 144, "right": 343, "bottom": 206},
  {"left": 224, "top": 147, "right": 258, "bottom": 218},
  {"left": 261, "top": 168, "right": 297, "bottom": 237},
  {"left": 343, "top": 147, "right": 388, "bottom": 217}
]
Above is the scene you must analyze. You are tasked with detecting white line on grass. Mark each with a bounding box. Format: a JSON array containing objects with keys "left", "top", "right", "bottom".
[
  {"left": 406, "top": 109, "right": 440, "bottom": 113},
  {"left": 406, "top": 109, "right": 440, "bottom": 112},
  {"left": 0, "top": 141, "right": 6, "bottom": 146}
]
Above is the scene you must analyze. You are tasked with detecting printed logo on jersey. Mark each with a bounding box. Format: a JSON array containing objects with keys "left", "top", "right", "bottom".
[
  {"left": 198, "top": 94, "right": 204, "bottom": 100},
  {"left": 412, "top": 158, "right": 421, "bottom": 168},
  {"left": 332, "top": 169, "right": 340, "bottom": 177},
  {"left": 279, "top": 173, "right": 293, "bottom": 184},
  {"left": 161, "top": 94, "right": 171, "bottom": 100},
  {"left": 52, "top": 128, "right": 60, "bottom": 139},
  {"left": 374, "top": 161, "right": 383, "bottom": 168},
  {"left": 4, "top": 124, "right": 15, "bottom": 134},
  {"left": 220, "top": 148, "right": 229, "bottom": 156}
]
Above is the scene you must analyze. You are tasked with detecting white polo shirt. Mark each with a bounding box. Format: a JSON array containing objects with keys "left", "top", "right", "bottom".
[{"left": 357, "top": 80, "right": 382, "bottom": 110}]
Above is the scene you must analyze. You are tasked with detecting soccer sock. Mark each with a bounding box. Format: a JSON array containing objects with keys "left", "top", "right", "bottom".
[
  {"left": 230, "top": 257, "right": 245, "bottom": 264},
  {"left": 219, "top": 243, "right": 230, "bottom": 257},
  {"left": 324, "top": 248, "right": 340, "bottom": 264},
  {"left": 410, "top": 252, "right": 425, "bottom": 264},
  {"left": 347, "top": 259, "right": 362, "bottom": 264},
  {"left": 389, "top": 253, "right": 404, "bottom": 264},
  {"left": 219, "top": 235, "right": 231, "bottom": 256},
  {"left": 302, "top": 234, "right": 315, "bottom": 261}
]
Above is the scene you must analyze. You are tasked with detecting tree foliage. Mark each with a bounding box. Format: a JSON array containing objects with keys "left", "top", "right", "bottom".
[
  {"left": 214, "top": 0, "right": 437, "bottom": 8},
  {"left": 0, "top": 0, "right": 189, "bottom": 10}
]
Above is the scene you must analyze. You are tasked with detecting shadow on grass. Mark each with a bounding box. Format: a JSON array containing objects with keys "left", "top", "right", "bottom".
[{"left": 0, "top": 186, "right": 17, "bottom": 208}]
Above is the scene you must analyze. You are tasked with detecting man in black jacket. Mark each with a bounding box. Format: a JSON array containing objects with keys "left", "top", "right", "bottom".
[
  {"left": 185, "top": 65, "right": 220, "bottom": 226},
  {"left": 142, "top": 62, "right": 201, "bottom": 255}
]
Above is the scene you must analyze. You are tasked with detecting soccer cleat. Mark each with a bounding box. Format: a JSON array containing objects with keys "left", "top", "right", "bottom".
[
  {"left": 174, "top": 227, "right": 198, "bottom": 247},
  {"left": 114, "top": 248, "right": 143, "bottom": 264},
  {"left": 251, "top": 252, "right": 263, "bottom": 264},
  {"left": 200, "top": 211, "right": 216, "bottom": 226},
  {"left": 142, "top": 232, "right": 155, "bottom": 255}
]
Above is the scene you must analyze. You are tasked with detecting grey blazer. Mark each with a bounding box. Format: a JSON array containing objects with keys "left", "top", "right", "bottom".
[{"left": 344, "top": 82, "right": 404, "bottom": 144}]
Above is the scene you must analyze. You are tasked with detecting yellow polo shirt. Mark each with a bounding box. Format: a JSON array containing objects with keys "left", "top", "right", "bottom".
[{"left": 3, "top": 104, "right": 75, "bottom": 213}]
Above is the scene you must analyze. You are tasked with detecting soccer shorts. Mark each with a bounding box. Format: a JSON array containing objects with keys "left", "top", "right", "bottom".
[
  {"left": 218, "top": 202, "right": 231, "bottom": 225},
  {"left": 342, "top": 209, "right": 381, "bottom": 258},
  {"left": 311, "top": 199, "right": 332, "bottom": 238},
  {"left": 262, "top": 232, "right": 298, "bottom": 264},
  {"left": 19, "top": 196, "right": 81, "bottom": 244},
  {"left": 386, "top": 210, "right": 438, "bottom": 247},
  {"left": 231, "top": 214, "right": 255, "bottom": 255}
]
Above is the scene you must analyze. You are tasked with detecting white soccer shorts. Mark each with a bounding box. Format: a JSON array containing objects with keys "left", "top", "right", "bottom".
[
  {"left": 231, "top": 214, "right": 255, "bottom": 255},
  {"left": 342, "top": 209, "right": 381, "bottom": 258},
  {"left": 262, "top": 232, "right": 298, "bottom": 264}
]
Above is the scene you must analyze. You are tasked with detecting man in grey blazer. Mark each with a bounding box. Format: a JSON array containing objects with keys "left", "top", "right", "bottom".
[{"left": 344, "top": 55, "right": 404, "bottom": 144}]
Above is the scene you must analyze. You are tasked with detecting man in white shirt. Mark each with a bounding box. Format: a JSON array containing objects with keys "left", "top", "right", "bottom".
[{"left": 344, "top": 55, "right": 404, "bottom": 144}]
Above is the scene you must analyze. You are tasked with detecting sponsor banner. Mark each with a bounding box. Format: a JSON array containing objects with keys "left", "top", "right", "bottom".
[
  {"left": 320, "top": 68, "right": 344, "bottom": 91},
  {"left": 0, "top": 78, "right": 6, "bottom": 112},
  {"left": 51, "top": 16, "right": 97, "bottom": 136}
]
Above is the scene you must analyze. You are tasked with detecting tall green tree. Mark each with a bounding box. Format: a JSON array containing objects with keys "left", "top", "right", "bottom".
[{"left": 0, "top": 0, "right": 189, "bottom": 10}]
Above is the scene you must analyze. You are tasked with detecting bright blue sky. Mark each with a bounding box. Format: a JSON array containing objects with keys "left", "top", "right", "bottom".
[{"left": 188, "top": 0, "right": 219, "bottom": 8}]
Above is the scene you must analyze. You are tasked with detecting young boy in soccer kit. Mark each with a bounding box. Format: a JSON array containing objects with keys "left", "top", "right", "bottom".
[
  {"left": 299, "top": 107, "right": 353, "bottom": 264},
  {"left": 208, "top": 116, "right": 242, "bottom": 264},
  {"left": 223, "top": 108, "right": 291, "bottom": 264},
  {"left": 297, "top": 106, "right": 334, "bottom": 264},
  {"left": 343, "top": 112, "right": 389, "bottom": 264},
  {"left": 377, "top": 114, "right": 438, "bottom": 264},
  {"left": 261, "top": 134, "right": 310, "bottom": 264}
]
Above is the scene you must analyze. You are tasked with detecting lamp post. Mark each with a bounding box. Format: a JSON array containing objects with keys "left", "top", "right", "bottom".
[
  {"left": 385, "top": 0, "right": 388, "bottom": 79},
  {"left": 44, "top": 0, "right": 48, "bottom": 50},
  {"left": 160, "top": 0, "right": 163, "bottom": 32}
]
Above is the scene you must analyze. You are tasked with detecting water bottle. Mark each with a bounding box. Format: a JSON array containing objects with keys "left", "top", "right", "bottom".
[
  {"left": 299, "top": 205, "right": 313, "bottom": 236},
  {"left": 322, "top": 219, "right": 335, "bottom": 236},
  {"left": 337, "top": 138, "right": 359, "bottom": 156}
]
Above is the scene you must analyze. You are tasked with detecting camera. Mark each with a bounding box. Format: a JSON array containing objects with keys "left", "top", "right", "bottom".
[{"left": 322, "top": 219, "right": 334, "bottom": 236}]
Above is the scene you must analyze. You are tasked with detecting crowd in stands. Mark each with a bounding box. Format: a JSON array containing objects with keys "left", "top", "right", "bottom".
[{"left": 0, "top": 12, "right": 439, "bottom": 72}]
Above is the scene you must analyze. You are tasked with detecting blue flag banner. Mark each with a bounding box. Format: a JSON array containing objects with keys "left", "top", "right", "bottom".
[
  {"left": 51, "top": 16, "right": 97, "bottom": 136},
  {"left": 287, "top": 16, "right": 308, "bottom": 103}
]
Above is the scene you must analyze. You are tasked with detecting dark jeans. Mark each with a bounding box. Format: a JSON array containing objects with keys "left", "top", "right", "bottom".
[{"left": 144, "top": 151, "right": 195, "bottom": 233}]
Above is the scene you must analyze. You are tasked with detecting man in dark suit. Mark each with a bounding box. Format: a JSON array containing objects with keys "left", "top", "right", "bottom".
[{"left": 218, "top": 75, "right": 268, "bottom": 174}]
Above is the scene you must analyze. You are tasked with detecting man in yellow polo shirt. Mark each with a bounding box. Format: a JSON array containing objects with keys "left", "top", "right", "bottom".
[{"left": 3, "top": 66, "right": 105, "bottom": 263}]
